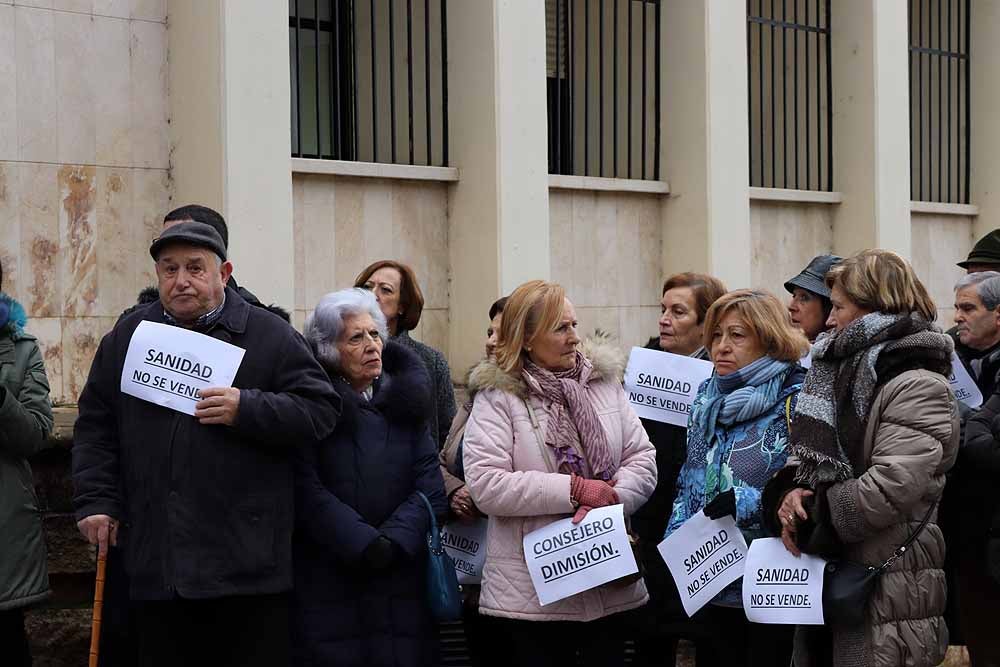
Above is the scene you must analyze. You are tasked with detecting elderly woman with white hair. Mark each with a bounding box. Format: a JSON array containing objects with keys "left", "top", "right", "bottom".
[{"left": 291, "top": 288, "right": 447, "bottom": 667}]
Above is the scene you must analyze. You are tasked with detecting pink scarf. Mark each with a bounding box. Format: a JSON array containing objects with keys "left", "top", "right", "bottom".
[{"left": 522, "top": 351, "right": 616, "bottom": 481}]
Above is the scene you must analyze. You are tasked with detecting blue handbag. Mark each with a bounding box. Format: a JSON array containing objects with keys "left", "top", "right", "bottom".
[{"left": 416, "top": 491, "right": 463, "bottom": 622}]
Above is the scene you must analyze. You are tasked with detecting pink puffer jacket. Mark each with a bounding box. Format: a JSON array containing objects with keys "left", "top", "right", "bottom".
[{"left": 462, "top": 339, "right": 657, "bottom": 621}]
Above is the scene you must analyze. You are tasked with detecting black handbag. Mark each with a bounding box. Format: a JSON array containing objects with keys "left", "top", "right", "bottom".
[{"left": 822, "top": 501, "right": 937, "bottom": 626}]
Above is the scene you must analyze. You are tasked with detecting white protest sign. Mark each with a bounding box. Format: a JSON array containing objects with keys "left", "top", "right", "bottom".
[
  {"left": 442, "top": 518, "right": 488, "bottom": 584},
  {"left": 949, "top": 351, "right": 983, "bottom": 408},
  {"left": 741, "top": 537, "right": 826, "bottom": 625},
  {"left": 522, "top": 504, "right": 637, "bottom": 606},
  {"left": 120, "top": 321, "right": 246, "bottom": 416},
  {"left": 658, "top": 512, "right": 748, "bottom": 617},
  {"left": 624, "top": 347, "right": 714, "bottom": 427}
]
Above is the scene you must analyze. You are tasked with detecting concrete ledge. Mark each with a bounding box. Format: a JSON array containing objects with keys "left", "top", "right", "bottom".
[
  {"left": 291, "top": 158, "right": 460, "bottom": 182},
  {"left": 749, "top": 187, "right": 844, "bottom": 204},
  {"left": 910, "top": 201, "right": 980, "bottom": 216},
  {"left": 548, "top": 174, "right": 670, "bottom": 195}
]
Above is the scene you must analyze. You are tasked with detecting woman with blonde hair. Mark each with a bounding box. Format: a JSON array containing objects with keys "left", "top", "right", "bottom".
[
  {"left": 462, "top": 280, "right": 656, "bottom": 667},
  {"left": 664, "top": 289, "right": 809, "bottom": 667},
  {"left": 764, "top": 249, "right": 958, "bottom": 667}
]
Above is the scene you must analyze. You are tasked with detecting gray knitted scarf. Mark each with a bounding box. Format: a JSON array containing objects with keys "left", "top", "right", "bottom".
[{"left": 791, "top": 312, "right": 952, "bottom": 487}]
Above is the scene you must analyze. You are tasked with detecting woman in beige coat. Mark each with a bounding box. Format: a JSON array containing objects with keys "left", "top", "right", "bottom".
[
  {"left": 764, "top": 250, "right": 959, "bottom": 667},
  {"left": 462, "top": 280, "right": 656, "bottom": 667}
]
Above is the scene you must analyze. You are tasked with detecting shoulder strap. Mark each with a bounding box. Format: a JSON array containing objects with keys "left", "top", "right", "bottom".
[
  {"left": 784, "top": 395, "right": 793, "bottom": 432},
  {"left": 524, "top": 399, "right": 557, "bottom": 473},
  {"left": 877, "top": 500, "right": 938, "bottom": 572}
]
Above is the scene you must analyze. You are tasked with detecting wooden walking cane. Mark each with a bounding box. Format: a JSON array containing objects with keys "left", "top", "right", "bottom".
[{"left": 88, "top": 550, "right": 108, "bottom": 667}]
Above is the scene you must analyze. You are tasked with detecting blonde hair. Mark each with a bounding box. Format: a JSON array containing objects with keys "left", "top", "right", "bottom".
[
  {"left": 495, "top": 280, "right": 569, "bottom": 375},
  {"left": 826, "top": 249, "right": 937, "bottom": 321},
  {"left": 703, "top": 289, "right": 810, "bottom": 363}
]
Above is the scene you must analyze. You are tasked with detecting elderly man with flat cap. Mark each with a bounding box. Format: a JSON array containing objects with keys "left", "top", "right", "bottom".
[{"left": 72, "top": 222, "right": 340, "bottom": 667}]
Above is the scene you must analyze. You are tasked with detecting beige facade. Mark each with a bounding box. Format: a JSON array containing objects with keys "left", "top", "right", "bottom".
[
  {"left": 0, "top": 0, "right": 171, "bottom": 405},
  {"left": 0, "top": 0, "right": 995, "bottom": 404}
]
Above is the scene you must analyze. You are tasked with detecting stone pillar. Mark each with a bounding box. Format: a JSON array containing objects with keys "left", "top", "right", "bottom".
[
  {"left": 660, "top": 0, "right": 751, "bottom": 289},
  {"left": 167, "top": 0, "right": 296, "bottom": 309},
  {"left": 970, "top": 2, "right": 1000, "bottom": 240},
  {"left": 830, "top": 0, "right": 911, "bottom": 257},
  {"left": 447, "top": 0, "right": 551, "bottom": 376}
]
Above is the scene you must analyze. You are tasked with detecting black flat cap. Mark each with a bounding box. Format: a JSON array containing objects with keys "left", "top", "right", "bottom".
[
  {"left": 150, "top": 221, "right": 227, "bottom": 261},
  {"left": 958, "top": 229, "right": 1000, "bottom": 269},
  {"left": 784, "top": 254, "right": 842, "bottom": 299}
]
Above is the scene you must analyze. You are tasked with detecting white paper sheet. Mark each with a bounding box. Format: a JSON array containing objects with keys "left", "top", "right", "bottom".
[
  {"left": 623, "top": 347, "right": 714, "bottom": 427},
  {"left": 120, "top": 321, "right": 246, "bottom": 416},
  {"left": 741, "top": 537, "right": 826, "bottom": 625},
  {"left": 657, "top": 512, "right": 749, "bottom": 617},
  {"left": 442, "top": 518, "right": 489, "bottom": 584},
  {"left": 949, "top": 351, "right": 984, "bottom": 408},
  {"left": 522, "top": 504, "right": 637, "bottom": 606}
]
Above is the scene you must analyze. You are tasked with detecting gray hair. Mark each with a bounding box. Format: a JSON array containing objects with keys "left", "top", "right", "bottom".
[
  {"left": 955, "top": 271, "right": 1000, "bottom": 310},
  {"left": 304, "top": 288, "right": 389, "bottom": 370}
]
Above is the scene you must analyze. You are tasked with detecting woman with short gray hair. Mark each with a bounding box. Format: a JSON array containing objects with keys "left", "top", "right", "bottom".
[{"left": 292, "top": 288, "right": 447, "bottom": 667}]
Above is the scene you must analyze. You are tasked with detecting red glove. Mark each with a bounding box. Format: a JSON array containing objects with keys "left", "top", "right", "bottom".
[{"left": 570, "top": 474, "right": 619, "bottom": 524}]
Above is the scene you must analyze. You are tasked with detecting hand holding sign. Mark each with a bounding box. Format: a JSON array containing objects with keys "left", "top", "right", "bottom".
[
  {"left": 194, "top": 387, "right": 241, "bottom": 425},
  {"left": 121, "top": 322, "right": 245, "bottom": 417}
]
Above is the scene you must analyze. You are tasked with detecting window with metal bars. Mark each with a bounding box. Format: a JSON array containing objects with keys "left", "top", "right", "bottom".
[
  {"left": 908, "top": 0, "right": 969, "bottom": 204},
  {"left": 747, "top": 0, "right": 832, "bottom": 192},
  {"left": 545, "top": 0, "right": 661, "bottom": 180},
  {"left": 289, "top": 0, "right": 448, "bottom": 166}
]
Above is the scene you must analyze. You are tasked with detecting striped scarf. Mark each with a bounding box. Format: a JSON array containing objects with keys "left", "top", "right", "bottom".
[
  {"left": 523, "top": 351, "right": 615, "bottom": 481},
  {"left": 791, "top": 311, "right": 952, "bottom": 487}
]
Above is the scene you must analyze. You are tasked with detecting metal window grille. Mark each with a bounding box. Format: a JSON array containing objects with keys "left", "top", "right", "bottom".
[
  {"left": 908, "top": 0, "right": 970, "bottom": 204},
  {"left": 289, "top": 0, "right": 448, "bottom": 166},
  {"left": 545, "top": 0, "right": 661, "bottom": 180},
  {"left": 747, "top": 0, "right": 832, "bottom": 191}
]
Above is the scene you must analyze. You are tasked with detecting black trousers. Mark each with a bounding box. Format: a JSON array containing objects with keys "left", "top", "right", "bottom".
[
  {"left": 699, "top": 605, "right": 794, "bottom": 667},
  {"left": 957, "top": 545, "right": 1000, "bottom": 667},
  {"left": 485, "top": 610, "right": 632, "bottom": 667},
  {"left": 0, "top": 609, "right": 32, "bottom": 667},
  {"left": 135, "top": 593, "right": 290, "bottom": 667}
]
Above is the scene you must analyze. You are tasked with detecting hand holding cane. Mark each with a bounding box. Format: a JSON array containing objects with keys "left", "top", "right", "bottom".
[{"left": 88, "top": 524, "right": 113, "bottom": 667}]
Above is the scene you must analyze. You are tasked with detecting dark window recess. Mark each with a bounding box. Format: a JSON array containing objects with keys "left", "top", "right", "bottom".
[
  {"left": 747, "top": 0, "right": 832, "bottom": 192},
  {"left": 290, "top": 0, "right": 448, "bottom": 166},
  {"left": 909, "top": 0, "right": 970, "bottom": 204},
  {"left": 545, "top": 0, "right": 661, "bottom": 180}
]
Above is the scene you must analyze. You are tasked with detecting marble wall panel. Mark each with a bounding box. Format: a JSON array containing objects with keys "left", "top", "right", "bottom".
[
  {"left": 16, "top": 6, "right": 58, "bottom": 162},
  {"left": 52, "top": 0, "right": 91, "bottom": 12},
  {"left": 95, "top": 167, "right": 133, "bottom": 315},
  {"left": 130, "top": 0, "right": 164, "bottom": 22},
  {"left": 93, "top": 0, "right": 131, "bottom": 18},
  {"left": 132, "top": 168, "right": 171, "bottom": 289},
  {"left": 18, "top": 163, "right": 61, "bottom": 317},
  {"left": 0, "top": 5, "right": 16, "bottom": 161},
  {"left": 130, "top": 19, "right": 168, "bottom": 169},
  {"left": 910, "top": 213, "right": 974, "bottom": 321},
  {"left": 550, "top": 189, "right": 663, "bottom": 354},
  {"left": 55, "top": 10, "right": 97, "bottom": 165},
  {"left": 94, "top": 15, "right": 132, "bottom": 165},
  {"left": 29, "top": 317, "right": 63, "bottom": 404},
  {"left": 61, "top": 316, "right": 110, "bottom": 404},
  {"left": 14, "top": 1, "right": 54, "bottom": 9},
  {"left": 0, "top": 162, "right": 21, "bottom": 303},
  {"left": 750, "top": 200, "right": 835, "bottom": 297},
  {"left": 292, "top": 173, "right": 451, "bottom": 354},
  {"left": 59, "top": 165, "right": 98, "bottom": 317}
]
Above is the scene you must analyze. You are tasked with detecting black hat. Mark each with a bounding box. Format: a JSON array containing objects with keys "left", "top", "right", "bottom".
[
  {"left": 958, "top": 230, "right": 1000, "bottom": 269},
  {"left": 149, "top": 221, "right": 227, "bottom": 262},
  {"left": 784, "top": 254, "right": 842, "bottom": 299}
]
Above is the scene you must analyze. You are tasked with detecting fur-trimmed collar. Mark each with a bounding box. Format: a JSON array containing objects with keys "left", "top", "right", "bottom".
[
  {"left": 468, "top": 335, "right": 627, "bottom": 399},
  {"left": 329, "top": 340, "right": 433, "bottom": 431}
]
